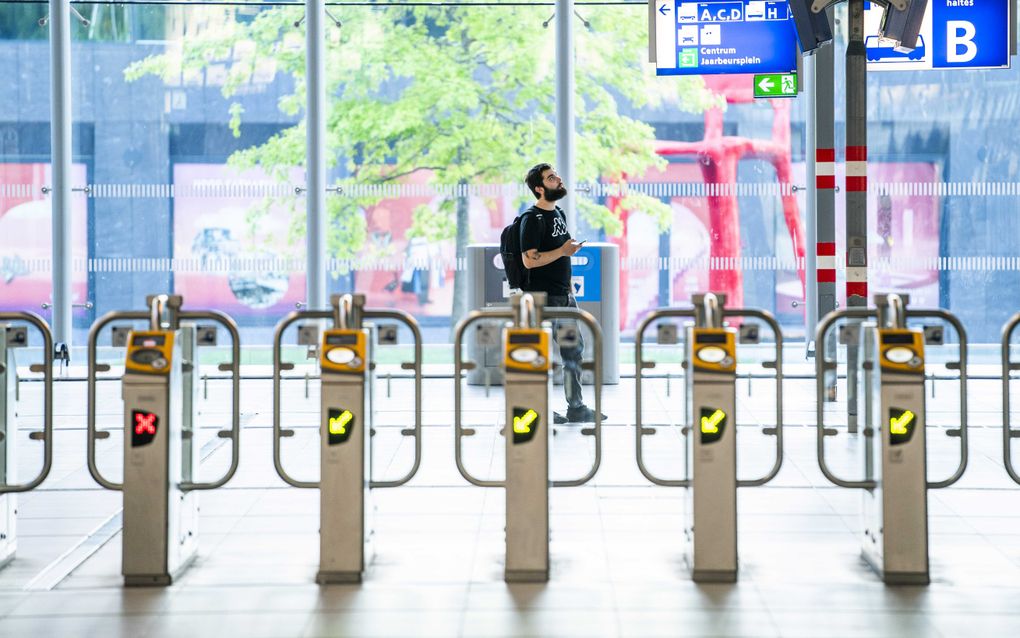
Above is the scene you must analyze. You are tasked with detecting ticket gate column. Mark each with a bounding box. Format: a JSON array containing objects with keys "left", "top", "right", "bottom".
[
  {"left": 1002, "top": 312, "right": 1020, "bottom": 485},
  {"left": 273, "top": 293, "right": 424, "bottom": 584},
  {"left": 0, "top": 313, "right": 54, "bottom": 570},
  {"left": 86, "top": 294, "right": 242, "bottom": 586},
  {"left": 816, "top": 293, "right": 968, "bottom": 585},
  {"left": 634, "top": 293, "right": 784, "bottom": 582},
  {"left": 454, "top": 292, "right": 604, "bottom": 582}
]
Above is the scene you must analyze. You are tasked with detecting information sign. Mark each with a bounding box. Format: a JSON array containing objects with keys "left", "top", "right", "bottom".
[
  {"left": 654, "top": 0, "right": 800, "bottom": 75},
  {"left": 865, "top": 0, "right": 1012, "bottom": 71},
  {"left": 753, "top": 72, "right": 798, "bottom": 97}
]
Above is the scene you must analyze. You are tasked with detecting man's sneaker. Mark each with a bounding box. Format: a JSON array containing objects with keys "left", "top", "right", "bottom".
[
  {"left": 565, "top": 405, "right": 608, "bottom": 424},
  {"left": 553, "top": 412, "right": 567, "bottom": 424}
]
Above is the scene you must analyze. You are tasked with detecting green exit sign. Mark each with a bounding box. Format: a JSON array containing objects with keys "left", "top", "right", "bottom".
[{"left": 753, "top": 73, "right": 798, "bottom": 99}]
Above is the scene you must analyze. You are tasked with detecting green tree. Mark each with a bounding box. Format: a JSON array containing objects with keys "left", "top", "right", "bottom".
[{"left": 125, "top": 3, "right": 718, "bottom": 319}]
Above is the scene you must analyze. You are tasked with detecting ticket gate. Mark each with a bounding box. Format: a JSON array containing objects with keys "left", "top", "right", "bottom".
[
  {"left": 633, "top": 293, "right": 783, "bottom": 582},
  {"left": 453, "top": 292, "right": 604, "bottom": 582},
  {"left": 272, "top": 293, "right": 423, "bottom": 584},
  {"left": 0, "top": 312, "right": 54, "bottom": 570},
  {"left": 86, "top": 295, "right": 241, "bottom": 586},
  {"left": 1003, "top": 312, "right": 1020, "bottom": 485},
  {"left": 816, "top": 293, "right": 968, "bottom": 585}
]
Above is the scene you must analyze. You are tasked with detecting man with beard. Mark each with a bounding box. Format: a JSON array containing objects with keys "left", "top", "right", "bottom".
[{"left": 519, "top": 163, "right": 607, "bottom": 424}]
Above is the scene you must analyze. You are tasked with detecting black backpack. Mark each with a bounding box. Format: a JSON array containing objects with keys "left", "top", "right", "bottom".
[{"left": 499, "top": 211, "right": 535, "bottom": 291}]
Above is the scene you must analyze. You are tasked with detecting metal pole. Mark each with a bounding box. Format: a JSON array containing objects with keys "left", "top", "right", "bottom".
[
  {"left": 49, "top": 0, "right": 73, "bottom": 350},
  {"left": 845, "top": 0, "right": 869, "bottom": 432},
  {"left": 305, "top": 0, "right": 327, "bottom": 310},
  {"left": 554, "top": 0, "right": 577, "bottom": 234},
  {"left": 810, "top": 8, "right": 838, "bottom": 401},
  {"left": 805, "top": 51, "right": 816, "bottom": 348}
]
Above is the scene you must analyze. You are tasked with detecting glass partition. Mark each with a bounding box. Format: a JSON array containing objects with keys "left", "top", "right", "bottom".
[
  {"left": 5, "top": 0, "right": 1018, "bottom": 351},
  {"left": 0, "top": 2, "right": 54, "bottom": 318}
]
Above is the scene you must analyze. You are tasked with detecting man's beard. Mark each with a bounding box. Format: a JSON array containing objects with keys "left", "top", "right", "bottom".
[{"left": 544, "top": 185, "right": 568, "bottom": 202}]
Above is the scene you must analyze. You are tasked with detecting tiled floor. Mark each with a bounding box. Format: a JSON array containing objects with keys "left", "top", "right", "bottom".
[{"left": 1, "top": 365, "right": 1020, "bottom": 637}]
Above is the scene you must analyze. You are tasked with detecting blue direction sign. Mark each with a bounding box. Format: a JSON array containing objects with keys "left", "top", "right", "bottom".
[
  {"left": 865, "top": 0, "right": 1012, "bottom": 71},
  {"left": 654, "top": 0, "right": 799, "bottom": 76},
  {"left": 931, "top": 0, "right": 1011, "bottom": 69}
]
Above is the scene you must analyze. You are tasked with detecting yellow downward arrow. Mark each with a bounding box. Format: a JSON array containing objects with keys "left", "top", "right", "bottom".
[
  {"left": 329, "top": 410, "right": 353, "bottom": 435},
  {"left": 701, "top": 409, "right": 726, "bottom": 434},
  {"left": 890, "top": 410, "right": 915, "bottom": 435},
  {"left": 514, "top": 409, "right": 538, "bottom": 435}
]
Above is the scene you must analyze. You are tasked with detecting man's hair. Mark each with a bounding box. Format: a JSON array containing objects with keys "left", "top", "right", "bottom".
[{"left": 525, "top": 163, "right": 552, "bottom": 200}]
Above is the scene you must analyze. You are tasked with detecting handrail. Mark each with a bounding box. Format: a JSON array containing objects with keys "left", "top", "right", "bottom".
[
  {"left": 86, "top": 310, "right": 150, "bottom": 491},
  {"left": 453, "top": 308, "right": 514, "bottom": 487},
  {"left": 178, "top": 310, "right": 242, "bottom": 491},
  {"left": 0, "top": 312, "right": 54, "bottom": 494},
  {"left": 907, "top": 308, "right": 968, "bottom": 489},
  {"left": 634, "top": 308, "right": 694, "bottom": 487},
  {"left": 150, "top": 294, "right": 169, "bottom": 329},
  {"left": 887, "top": 293, "right": 906, "bottom": 329},
  {"left": 1002, "top": 312, "right": 1020, "bottom": 485},
  {"left": 272, "top": 310, "right": 331, "bottom": 489},
  {"left": 364, "top": 309, "right": 424, "bottom": 489},
  {"left": 815, "top": 307, "right": 879, "bottom": 489},
  {"left": 728, "top": 308, "right": 785, "bottom": 487},
  {"left": 544, "top": 306, "right": 603, "bottom": 487}
]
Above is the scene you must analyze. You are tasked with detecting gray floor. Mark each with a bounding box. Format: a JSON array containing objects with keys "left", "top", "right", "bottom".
[{"left": 2, "top": 365, "right": 1020, "bottom": 637}]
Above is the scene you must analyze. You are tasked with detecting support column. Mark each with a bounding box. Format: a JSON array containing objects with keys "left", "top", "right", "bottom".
[
  {"left": 806, "top": 8, "right": 838, "bottom": 400},
  {"left": 305, "top": 0, "right": 327, "bottom": 310},
  {"left": 845, "top": 0, "right": 869, "bottom": 432},
  {"left": 49, "top": 0, "right": 72, "bottom": 349},
  {"left": 554, "top": 0, "right": 577, "bottom": 233}
]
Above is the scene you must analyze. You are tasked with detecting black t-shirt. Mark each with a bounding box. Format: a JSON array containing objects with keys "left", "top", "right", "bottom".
[{"left": 519, "top": 205, "right": 572, "bottom": 296}]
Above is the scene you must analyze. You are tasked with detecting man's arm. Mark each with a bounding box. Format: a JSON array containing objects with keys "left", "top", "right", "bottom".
[
  {"left": 523, "top": 240, "right": 583, "bottom": 269},
  {"left": 522, "top": 246, "right": 565, "bottom": 269}
]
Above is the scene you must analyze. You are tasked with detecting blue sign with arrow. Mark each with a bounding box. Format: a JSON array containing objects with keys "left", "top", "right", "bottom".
[
  {"left": 570, "top": 247, "right": 602, "bottom": 302},
  {"left": 653, "top": 0, "right": 800, "bottom": 76}
]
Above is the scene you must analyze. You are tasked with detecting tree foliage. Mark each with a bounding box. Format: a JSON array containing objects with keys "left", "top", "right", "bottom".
[{"left": 125, "top": 3, "right": 718, "bottom": 258}]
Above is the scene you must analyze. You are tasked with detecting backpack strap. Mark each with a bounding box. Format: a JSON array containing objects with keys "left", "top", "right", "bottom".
[{"left": 516, "top": 209, "right": 542, "bottom": 250}]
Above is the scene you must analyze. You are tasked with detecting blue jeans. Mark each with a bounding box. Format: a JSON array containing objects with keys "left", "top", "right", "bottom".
[{"left": 546, "top": 294, "right": 585, "bottom": 410}]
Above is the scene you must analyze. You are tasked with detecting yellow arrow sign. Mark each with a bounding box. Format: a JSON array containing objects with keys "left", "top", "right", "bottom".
[
  {"left": 329, "top": 410, "right": 354, "bottom": 435},
  {"left": 514, "top": 409, "right": 538, "bottom": 435},
  {"left": 701, "top": 409, "right": 726, "bottom": 434},
  {"left": 890, "top": 410, "right": 915, "bottom": 435}
]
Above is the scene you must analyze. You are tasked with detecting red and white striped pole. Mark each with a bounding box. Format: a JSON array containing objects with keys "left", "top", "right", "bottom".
[{"left": 845, "top": 145, "right": 868, "bottom": 301}]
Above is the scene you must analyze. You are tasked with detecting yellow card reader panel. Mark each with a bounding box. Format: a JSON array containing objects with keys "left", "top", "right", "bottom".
[
  {"left": 125, "top": 330, "right": 175, "bottom": 376},
  {"left": 321, "top": 329, "right": 367, "bottom": 374},
  {"left": 878, "top": 329, "right": 924, "bottom": 374},
  {"left": 504, "top": 328, "right": 550, "bottom": 374},
  {"left": 691, "top": 328, "right": 736, "bottom": 374}
]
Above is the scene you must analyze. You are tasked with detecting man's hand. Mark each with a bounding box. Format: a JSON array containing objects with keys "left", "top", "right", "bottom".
[{"left": 560, "top": 240, "right": 584, "bottom": 257}]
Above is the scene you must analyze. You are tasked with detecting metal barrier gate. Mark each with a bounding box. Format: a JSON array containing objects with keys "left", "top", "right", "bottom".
[
  {"left": 1003, "top": 312, "right": 1020, "bottom": 485},
  {"left": 816, "top": 293, "right": 968, "bottom": 585},
  {"left": 634, "top": 293, "right": 784, "bottom": 582},
  {"left": 453, "top": 292, "right": 603, "bottom": 582},
  {"left": 86, "top": 294, "right": 242, "bottom": 586},
  {"left": 0, "top": 312, "right": 54, "bottom": 571},
  {"left": 272, "top": 293, "right": 423, "bottom": 584}
]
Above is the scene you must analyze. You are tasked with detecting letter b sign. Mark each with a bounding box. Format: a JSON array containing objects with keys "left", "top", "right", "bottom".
[
  {"left": 932, "top": 0, "right": 1010, "bottom": 69},
  {"left": 946, "top": 21, "right": 977, "bottom": 63}
]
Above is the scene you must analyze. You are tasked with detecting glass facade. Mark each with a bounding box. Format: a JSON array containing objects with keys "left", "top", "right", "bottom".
[{"left": 1, "top": 0, "right": 1018, "bottom": 352}]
